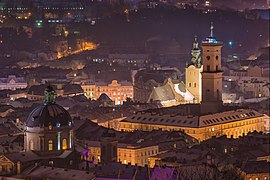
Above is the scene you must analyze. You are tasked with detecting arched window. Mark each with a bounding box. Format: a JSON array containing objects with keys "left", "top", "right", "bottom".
[
  {"left": 189, "top": 83, "right": 192, "bottom": 87},
  {"left": 194, "top": 83, "right": 196, "bottom": 87},
  {"left": 48, "top": 140, "right": 53, "bottom": 151},
  {"left": 29, "top": 140, "right": 34, "bottom": 150},
  {"left": 206, "top": 56, "right": 210, "bottom": 60},
  {"left": 62, "top": 139, "right": 67, "bottom": 150}
]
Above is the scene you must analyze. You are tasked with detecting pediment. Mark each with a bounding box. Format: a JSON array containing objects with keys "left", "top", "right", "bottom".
[{"left": 0, "top": 155, "right": 13, "bottom": 164}]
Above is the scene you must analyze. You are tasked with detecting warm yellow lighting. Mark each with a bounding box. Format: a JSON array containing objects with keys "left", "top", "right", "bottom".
[{"left": 62, "top": 139, "right": 67, "bottom": 150}]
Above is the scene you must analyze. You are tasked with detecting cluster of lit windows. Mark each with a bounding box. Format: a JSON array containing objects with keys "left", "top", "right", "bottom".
[
  {"left": 0, "top": 7, "right": 28, "bottom": 11},
  {"left": 48, "top": 19, "right": 63, "bottom": 23},
  {"left": 43, "top": 7, "right": 84, "bottom": 10}
]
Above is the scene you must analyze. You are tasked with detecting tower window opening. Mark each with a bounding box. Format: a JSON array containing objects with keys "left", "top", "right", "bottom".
[
  {"left": 207, "top": 65, "right": 210, "bottom": 72},
  {"left": 206, "top": 56, "right": 210, "bottom": 60},
  {"left": 216, "top": 65, "right": 218, "bottom": 71},
  {"left": 189, "top": 83, "right": 192, "bottom": 87},
  {"left": 216, "top": 56, "right": 218, "bottom": 60},
  {"left": 194, "top": 83, "right": 196, "bottom": 87}
]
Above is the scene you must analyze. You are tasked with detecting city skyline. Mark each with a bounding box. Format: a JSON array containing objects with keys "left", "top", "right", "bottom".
[{"left": 0, "top": 1, "right": 269, "bottom": 180}]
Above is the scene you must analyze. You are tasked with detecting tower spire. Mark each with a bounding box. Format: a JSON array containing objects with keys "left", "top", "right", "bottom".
[
  {"left": 210, "top": 22, "right": 214, "bottom": 38},
  {"left": 191, "top": 35, "right": 201, "bottom": 68},
  {"left": 193, "top": 35, "right": 199, "bottom": 50}
]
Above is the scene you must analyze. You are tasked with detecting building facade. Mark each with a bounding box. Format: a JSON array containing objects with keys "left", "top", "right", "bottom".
[
  {"left": 81, "top": 80, "right": 133, "bottom": 105},
  {"left": 0, "top": 75, "right": 27, "bottom": 90},
  {"left": 185, "top": 36, "right": 203, "bottom": 103},
  {"left": 86, "top": 141, "right": 158, "bottom": 167},
  {"left": 119, "top": 109, "right": 265, "bottom": 142},
  {"left": 200, "top": 23, "right": 223, "bottom": 114}
]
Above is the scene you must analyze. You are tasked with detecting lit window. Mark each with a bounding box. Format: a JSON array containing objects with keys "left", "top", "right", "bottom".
[
  {"left": 62, "top": 139, "right": 67, "bottom": 150},
  {"left": 48, "top": 140, "right": 53, "bottom": 151},
  {"left": 56, "top": 123, "right": 60, "bottom": 128}
]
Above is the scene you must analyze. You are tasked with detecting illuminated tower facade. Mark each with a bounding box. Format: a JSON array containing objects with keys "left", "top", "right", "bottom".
[
  {"left": 186, "top": 36, "right": 203, "bottom": 103},
  {"left": 200, "top": 23, "right": 223, "bottom": 114}
]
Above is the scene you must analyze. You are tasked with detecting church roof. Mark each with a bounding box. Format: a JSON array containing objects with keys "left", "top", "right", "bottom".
[
  {"left": 148, "top": 83, "right": 175, "bottom": 102},
  {"left": 26, "top": 104, "right": 73, "bottom": 128},
  {"left": 148, "top": 80, "right": 194, "bottom": 103}
]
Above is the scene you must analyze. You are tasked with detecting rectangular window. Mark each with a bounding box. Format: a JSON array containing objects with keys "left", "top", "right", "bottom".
[
  {"left": 207, "top": 65, "right": 210, "bottom": 72},
  {"left": 48, "top": 140, "right": 53, "bottom": 151}
]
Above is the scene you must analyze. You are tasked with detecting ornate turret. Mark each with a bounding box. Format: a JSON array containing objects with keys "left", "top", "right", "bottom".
[
  {"left": 44, "top": 85, "right": 55, "bottom": 105},
  {"left": 191, "top": 35, "right": 201, "bottom": 68}
]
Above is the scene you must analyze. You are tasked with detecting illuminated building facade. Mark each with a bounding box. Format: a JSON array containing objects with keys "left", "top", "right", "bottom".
[
  {"left": 119, "top": 109, "right": 265, "bottom": 141},
  {"left": 118, "top": 24, "right": 265, "bottom": 141},
  {"left": 0, "top": 75, "right": 27, "bottom": 91},
  {"left": 81, "top": 80, "right": 133, "bottom": 105},
  {"left": 200, "top": 23, "right": 223, "bottom": 114},
  {"left": 24, "top": 86, "right": 74, "bottom": 153},
  {"left": 85, "top": 141, "right": 158, "bottom": 167},
  {"left": 185, "top": 36, "right": 203, "bottom": 103}
]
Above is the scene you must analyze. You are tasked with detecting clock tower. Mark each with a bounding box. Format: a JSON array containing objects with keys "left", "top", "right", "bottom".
[{"left": 200, "top": 23, "right": 223, "bottom": 114}]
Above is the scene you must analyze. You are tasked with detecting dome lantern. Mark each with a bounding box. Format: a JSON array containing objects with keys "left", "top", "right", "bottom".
[{"left": 44, "top": 85, "right": 56, "bottom": 105}]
